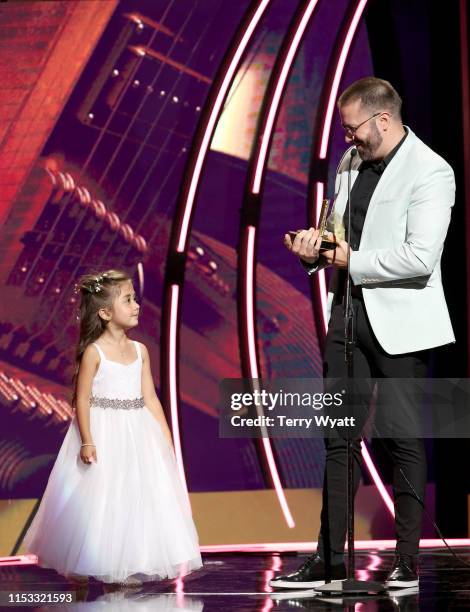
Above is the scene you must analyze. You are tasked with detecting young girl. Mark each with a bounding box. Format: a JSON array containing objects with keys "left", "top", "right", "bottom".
[{"left": 22, "top": 269, "right": 202, "bottom": 585}]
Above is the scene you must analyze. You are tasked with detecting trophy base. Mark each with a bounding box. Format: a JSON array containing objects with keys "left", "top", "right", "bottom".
[{"left": 320, "top": 239, "right": 337, "bottom": 251}]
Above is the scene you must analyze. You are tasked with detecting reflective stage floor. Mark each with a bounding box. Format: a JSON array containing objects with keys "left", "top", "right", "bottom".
[{"left": 2, "top": 547, "right": 470, "bottom": 610}]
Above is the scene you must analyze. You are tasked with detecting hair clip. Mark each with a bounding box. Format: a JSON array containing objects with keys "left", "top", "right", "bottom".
[{"left": 93, "top": 273, "right": 108, "bottom": 290}]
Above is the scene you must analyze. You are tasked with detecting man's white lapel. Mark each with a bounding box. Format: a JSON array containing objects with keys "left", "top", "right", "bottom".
[{"left": 359, "top": 126, "right": 416, "bottom": 247}]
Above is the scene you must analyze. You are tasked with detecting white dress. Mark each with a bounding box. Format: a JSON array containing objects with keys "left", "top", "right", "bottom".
[{"left": 23, "top": 340, "right": 202, "bottom": 583}]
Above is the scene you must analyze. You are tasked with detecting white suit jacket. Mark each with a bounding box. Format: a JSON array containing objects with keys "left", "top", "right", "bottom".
[{"left": 307, "top": 127, "right": 455, "bottom": 355}]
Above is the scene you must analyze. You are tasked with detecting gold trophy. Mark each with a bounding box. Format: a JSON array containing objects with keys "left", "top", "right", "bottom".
[{"left": 288, "top": 198, "right": 342, "bottom": 250}]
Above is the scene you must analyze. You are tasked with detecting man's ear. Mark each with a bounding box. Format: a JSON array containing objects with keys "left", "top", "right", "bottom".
[{"left": 379, "top": 111, "right": 392, "bottom": 131}]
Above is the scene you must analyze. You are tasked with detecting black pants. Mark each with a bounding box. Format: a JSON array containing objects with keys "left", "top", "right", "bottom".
[{"left": 317, "top": 296, "right": 429, "bottom": 564}]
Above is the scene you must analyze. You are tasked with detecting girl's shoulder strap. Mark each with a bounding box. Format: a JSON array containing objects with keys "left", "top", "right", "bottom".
[
  {"left": 133, "top": 340, "right": 142, "bottom": 361},
  {"left": 92, "top": 342, "right": 106, "bottom": 361}
]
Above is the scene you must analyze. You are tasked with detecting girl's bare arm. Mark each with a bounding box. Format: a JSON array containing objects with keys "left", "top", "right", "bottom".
[{"left": 75, "top": 345, "right": 99, "bottom": 445}]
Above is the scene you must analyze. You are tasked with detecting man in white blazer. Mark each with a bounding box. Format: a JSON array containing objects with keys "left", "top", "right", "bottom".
[{"left": 270, "top": 77, "right": 455, "bottom": 590}]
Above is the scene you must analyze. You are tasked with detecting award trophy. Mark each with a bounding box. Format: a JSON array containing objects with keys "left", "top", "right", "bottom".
[{"left": 288, "top": 198, "right": 343, "bottom": 250}]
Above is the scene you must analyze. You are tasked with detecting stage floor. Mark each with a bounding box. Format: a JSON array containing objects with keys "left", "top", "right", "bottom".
[{"left": 1, "top": 547, "right": 470, "bottom": 610}]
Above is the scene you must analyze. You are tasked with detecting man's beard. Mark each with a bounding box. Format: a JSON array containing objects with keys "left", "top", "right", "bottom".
[{"left": 354, "top": 122, "right": 383, "bottom": 161}]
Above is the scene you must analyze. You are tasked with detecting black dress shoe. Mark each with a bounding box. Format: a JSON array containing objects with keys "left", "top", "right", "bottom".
[
  {"left": 269, "top": 553, "right": 347, "bottom": 589},
  {"left": 385, "top": 554, "right": 419, "bottom": 588}
]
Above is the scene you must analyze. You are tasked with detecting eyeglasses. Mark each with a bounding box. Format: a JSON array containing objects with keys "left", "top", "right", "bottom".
[{"left": 341, "top": 112, "right": 382, "bottom": 138}]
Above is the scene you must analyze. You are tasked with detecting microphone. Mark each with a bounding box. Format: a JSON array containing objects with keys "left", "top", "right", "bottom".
[{"left": 350, "top": 147, "right": 358, "bottom": 159}]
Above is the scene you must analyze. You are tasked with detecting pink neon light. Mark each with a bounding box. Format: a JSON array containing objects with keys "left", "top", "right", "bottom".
[
  {"left": 174, "top": 575, "right": 185, "bottom": 594},
  {"left": 356, "top": 553, "right": 381, "bottom": 583},
  {"left": 263, "top": 553, "right": 282, "bottom": 593},
  {"left": 314, "top": 182, "right": 329, "bottom": 331},
  {"left": 177, "top": 0, "right": 271, "bottom": 252},
  {"left": 261, "top": 599, "right": 274, "bottom": 612},
  {"left": 4, "top": 540, "right": 468, "bottom": 566},
  {"left": 252, "top": 0, "right": 320, "bottom": 194},
  {"left": 319, "top": 0, "right": 368, "bottom": 159},
  {"left": 169, "top": 284, "right": 189, "bottom": 496},
  {"left": 0, "top": 555, "right": 36, "bottom": 566},
  {"left": 246, "top": 226, "right": 259, "bottom": 379},
  {"left": 366, "top": 552, "right": 382, "bottom": 571},
  {"left": 356, "top": 569, "right": 370, "bottom": 585},
  {"left": 261, "top": 437, "right": 295, "bottom": 527},
  {"left": 361, "top": 441, "right": 395, "bottom": 517},
  {"left": 272, "top": 554, "right": 282, "bottom": 571},
  {"left": 197, "top": 539, "right": 470, "bottom": 553},
  {"left": 318, "top": 269, "right": 328, "bottom": 330},
  {"left": 246, "top": 226, "right": 295, "bottom": 528},
  {"left": 315, "top": 181, "right": 324, "bottom": 227}
]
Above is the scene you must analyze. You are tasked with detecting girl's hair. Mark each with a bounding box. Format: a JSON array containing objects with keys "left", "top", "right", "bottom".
[{"left": 70, "top": 269, "right": 132, "bottom": 409}]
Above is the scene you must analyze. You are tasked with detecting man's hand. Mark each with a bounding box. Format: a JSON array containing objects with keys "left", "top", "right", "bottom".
[
  {"left": 284, "top": 228, "right": 322, "bottom": 264},
  {"left": 322, "top": 239, "right": 351, "bottom": 269}
]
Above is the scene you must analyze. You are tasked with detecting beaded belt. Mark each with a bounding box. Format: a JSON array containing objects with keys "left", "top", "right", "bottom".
[{"left": 90, "top": 395, "right": 145, "bottom": 410}]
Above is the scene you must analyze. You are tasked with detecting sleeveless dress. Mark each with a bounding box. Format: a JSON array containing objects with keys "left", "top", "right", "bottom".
[{"left": 22, "top": 340, "right": 202, "bottom": 583}]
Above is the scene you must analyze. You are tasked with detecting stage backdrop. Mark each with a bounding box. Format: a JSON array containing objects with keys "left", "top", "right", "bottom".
[{"left": 0, "top": 0, "right": 435, "bottom": 552}]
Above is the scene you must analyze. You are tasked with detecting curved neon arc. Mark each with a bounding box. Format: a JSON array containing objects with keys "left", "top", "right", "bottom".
[
  {"left": 246, "top": 226, "right": 295, "bottom": 527},
  {"left": 168, "top": 284, "right": 189, "bottom": 495},
  {"left": 164, "top": 0, "right": 273, "bottom": 499},
  {"left": 241, "top": 0, "right": 323, "bottom": 529}
]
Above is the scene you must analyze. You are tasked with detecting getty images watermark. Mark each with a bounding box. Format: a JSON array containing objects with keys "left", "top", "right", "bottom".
[
  {"left": 219, "top": 378, "right": 470, "bottom": 439},
  {"left": 220, "top": 379, "right": 356, "bottom": 438},
  {"left": 229, "top": 387, "right": 354, "bottom": 431}
]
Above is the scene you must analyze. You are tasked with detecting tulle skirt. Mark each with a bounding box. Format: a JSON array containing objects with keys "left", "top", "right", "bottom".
[{"left": 22, "top": 405, "right": 202, "bottom": 583}]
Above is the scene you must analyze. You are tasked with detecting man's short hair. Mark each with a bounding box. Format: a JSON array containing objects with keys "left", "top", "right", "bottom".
[{"left": 338, "top": 77, "right": 402, "bottom": 118}]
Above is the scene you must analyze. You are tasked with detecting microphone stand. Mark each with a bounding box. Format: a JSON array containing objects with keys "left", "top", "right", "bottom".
[{"left": 315, "top": 148, "right": 384, "bottom": 596}]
